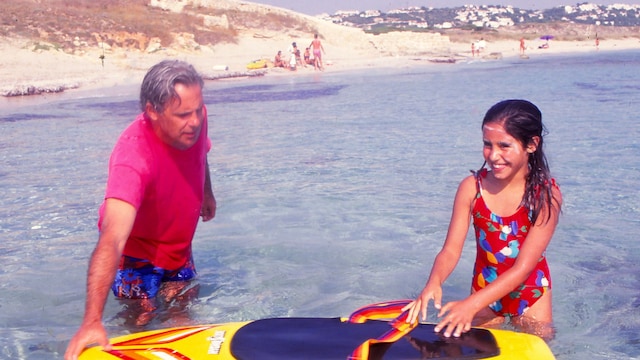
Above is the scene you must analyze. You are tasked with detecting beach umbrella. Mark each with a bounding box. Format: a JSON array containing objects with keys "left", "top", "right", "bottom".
[{"left": 540, "top": 35, "right": 554, "bottom": 41}]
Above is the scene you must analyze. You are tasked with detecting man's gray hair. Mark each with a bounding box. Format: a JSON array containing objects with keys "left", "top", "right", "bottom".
[{"left": 140, "top": 60, "right": 204, "bottom": 112}]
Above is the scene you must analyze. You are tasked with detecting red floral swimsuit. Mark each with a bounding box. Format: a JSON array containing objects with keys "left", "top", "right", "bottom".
[{"left": 471, "top": 169, "right": 553, "bottom": 317}]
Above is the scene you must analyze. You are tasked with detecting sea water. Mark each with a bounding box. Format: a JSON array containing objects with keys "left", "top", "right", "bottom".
[{"left": 1, "top": 50, "right": 639, "bottom": 359}]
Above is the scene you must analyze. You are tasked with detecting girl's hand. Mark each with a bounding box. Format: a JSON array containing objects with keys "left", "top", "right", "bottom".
[
  {"left": 402, "top": 283, "right": 443, "bottom": 324},
  {"left": 434, "top": 299, "right": 478, "bottom": 337}
]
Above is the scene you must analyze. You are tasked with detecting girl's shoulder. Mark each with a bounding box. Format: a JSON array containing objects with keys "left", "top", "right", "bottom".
[
  {"left": 462, "top": 167, "right": 487, "bottom": 191},
  {"left": 550, "top": 178, "right": 563, "bottom": 206},
  {"left": 460, "top": 173, "right": 477, "bottom": 187},
  {"left": 457, "top": 174, "right": 479, "bottom": 200}
]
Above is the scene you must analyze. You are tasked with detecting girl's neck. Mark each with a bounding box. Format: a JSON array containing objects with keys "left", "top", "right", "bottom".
[{"left": 482, "top": 170, "right": 527, "bottom": 216}]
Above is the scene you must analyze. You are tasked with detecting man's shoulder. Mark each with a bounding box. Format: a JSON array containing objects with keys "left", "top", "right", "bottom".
[
  {"left": 118, "top": 114, "right": 153, "bottom": 145},
  {"left": 111, "top": 114, "right": 156, "bottom": 164}
]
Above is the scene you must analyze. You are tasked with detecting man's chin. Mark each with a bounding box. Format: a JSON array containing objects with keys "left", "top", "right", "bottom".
[
  {"left": 172, "top": 140, "right": 197, "bottom": 150},
  {"left": 175, "top": 134, "right": 199, "bottom": 150}
]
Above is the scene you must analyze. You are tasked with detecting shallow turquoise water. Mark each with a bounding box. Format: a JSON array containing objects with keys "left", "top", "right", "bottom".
[{"left": 1, "top": 50, "right": 639, "bottom": 359}]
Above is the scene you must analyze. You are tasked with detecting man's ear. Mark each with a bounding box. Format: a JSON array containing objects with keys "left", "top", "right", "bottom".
[
  {"left": 145, "top": 102, "right": 159, "bottom": 121},
  {"left": 527, "top": 136, "right": 540, "bottom": 153}
]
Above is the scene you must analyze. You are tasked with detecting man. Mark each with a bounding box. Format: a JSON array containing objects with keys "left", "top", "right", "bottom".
[
  {"left": 309, "top": 34, "right": 325, "bottom": 71},
  {"left": 64, "top": 60, "right": 216, "bottom": 360}
]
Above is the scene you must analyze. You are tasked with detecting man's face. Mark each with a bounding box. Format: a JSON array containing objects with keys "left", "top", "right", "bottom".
[{"left": 147, "top": 83, "right": 204, "bottom": 150}]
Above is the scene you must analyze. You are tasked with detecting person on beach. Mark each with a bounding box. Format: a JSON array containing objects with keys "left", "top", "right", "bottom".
[
  {"left": 64, "top": 59, "right": 216, "bottom": 360},
  {"left": 287, "top": 42, "right": 298, "bottom": 70},
  {"left": 309, "top": 33, "right": 325, "bottom": 70},
  {"left": 274, "top": 50, "right": 285, "bottom": 67},
  {"left": 304, "top": 47, "right": 312, "bottom": 65},
  {"left": 520, "top": 37, "right": 526, "bottom": 55},
  {"left": 477, "top": 38, "right": 486, "bottom": 52},
  {"left": 295, "top": 46, "right": 304, "bottom": 67},
  {"left": 403, "top": 99, "right": 562, "bottom": 341}
]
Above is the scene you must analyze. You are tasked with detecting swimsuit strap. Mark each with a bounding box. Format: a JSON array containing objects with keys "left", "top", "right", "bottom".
[{"left": 471, "top": 167, "right": 488, "bottom": 198}]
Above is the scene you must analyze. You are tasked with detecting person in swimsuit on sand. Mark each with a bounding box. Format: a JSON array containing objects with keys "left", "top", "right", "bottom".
[
  {"left": 274, "top": 50, "right": 285, "bottom": 67},
  {"left": 309, "top": 33, "right": 325, "bottom": 70},
  {"left": 64, "top": 60, "right": 217, "bottom": 360},
  {"left": 403, "top": 99, "right": 562, "bottom": 341},
  {"left": 304, "top": 47, "right": 312, "bottom": 65}
]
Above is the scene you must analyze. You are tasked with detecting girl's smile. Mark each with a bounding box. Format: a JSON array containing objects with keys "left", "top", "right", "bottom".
[{"left": 482, "top": 123, "right": 531, "bottom": 181}]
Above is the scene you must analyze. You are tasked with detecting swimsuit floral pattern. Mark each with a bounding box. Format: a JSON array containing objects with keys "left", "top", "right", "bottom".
[{"left": 471, "top": 168, "right": 551, "bottom": 317}]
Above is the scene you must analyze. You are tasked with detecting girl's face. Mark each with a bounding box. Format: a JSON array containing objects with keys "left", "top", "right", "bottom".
[{"left": 482, "top": 121, "right": 536, "bottom": 182}]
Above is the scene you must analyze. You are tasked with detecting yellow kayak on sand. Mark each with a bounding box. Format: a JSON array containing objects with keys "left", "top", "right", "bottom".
[
  {"left": 79, "top": 299, "right": 555, "bottom": 359},
  {"left": 246, "top": 59, "right": 268, "bottom": 70}
]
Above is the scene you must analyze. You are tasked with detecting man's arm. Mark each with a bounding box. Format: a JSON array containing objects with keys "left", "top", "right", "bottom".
[
  {"left": 64, "top": 199, "right": 136, "bottom": 360},
  {"left": 201, "top": 160, "right": 216, "bottom": 222}
]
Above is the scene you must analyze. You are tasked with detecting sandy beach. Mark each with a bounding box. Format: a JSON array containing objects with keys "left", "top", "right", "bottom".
[{"left": 1, "top": 0, "right": 639, "bottom": 102}]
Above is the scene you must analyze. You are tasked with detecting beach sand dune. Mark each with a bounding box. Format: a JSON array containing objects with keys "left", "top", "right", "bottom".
[{"left": 1, "top": 0, "right": 639, "bottom": 98}]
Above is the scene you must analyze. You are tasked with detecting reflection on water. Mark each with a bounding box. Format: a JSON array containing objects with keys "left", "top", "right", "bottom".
[{"left": 204, "top": 83, "right": 347, "bottom": 104}]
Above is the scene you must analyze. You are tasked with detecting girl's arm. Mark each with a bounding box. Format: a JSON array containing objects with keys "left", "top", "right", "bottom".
[
  {"left": 435, "top": 186, "right": 562, "bottom": 337},
  {"left": 404, "top": 175, "right": 476, "bottom": 323}
]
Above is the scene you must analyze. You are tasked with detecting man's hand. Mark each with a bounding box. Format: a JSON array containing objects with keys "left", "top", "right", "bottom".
[
  {"left": 201, "top": 192, "right": 217, "bottom": 222},
  {"left": 64, "top": 320, "right": 110, "bottom": 360}
]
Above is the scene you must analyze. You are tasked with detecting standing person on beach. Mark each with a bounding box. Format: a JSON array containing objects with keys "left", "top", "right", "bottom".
[
  {"left": 477, "top": 38, "right": 487, "bottom": 53},
  {"left": 64, "top": 59, "right": 216, "bottom": 360},
  {"left": 403, "top": 99, "right": 562, "bottom": 340},
  {"left": 287, "top": 42, "right": 298, "bottom": 70},
  {"left": 309, "top": 33, "right": 325, "bottom": 70},
  {"left": 520, "top": 37, "right": 526, "bottom": 55}
]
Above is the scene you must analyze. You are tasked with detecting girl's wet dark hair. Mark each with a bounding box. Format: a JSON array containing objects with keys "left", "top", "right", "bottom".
[
  {"left": 480, "top": 99, "right": 560, "bottom": 224},
  {"left": 140, "top": 60, "right": 204, "bottom": 113}
]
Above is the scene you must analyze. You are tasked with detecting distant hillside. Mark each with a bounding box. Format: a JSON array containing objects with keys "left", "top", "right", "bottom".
[
  {"left": 328, "top": 3, "right": 640, "bottom": 30},
  {"left": 0, "top": 0, "right": 320, "bottom": 53},
  {"left": 326, "top": 4, "right": 640, "bottom": 44},
  {"left": 1, "top": 0, "right": 637, "bottom": 57}
]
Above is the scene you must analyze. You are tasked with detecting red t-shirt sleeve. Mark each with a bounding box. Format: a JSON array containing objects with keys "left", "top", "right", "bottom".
[
  {"left": 105, "top": 163, "right": 146, "bottom": 210},
  {"left": 104, "top": 118, "right": 152, "bottom": 210}
]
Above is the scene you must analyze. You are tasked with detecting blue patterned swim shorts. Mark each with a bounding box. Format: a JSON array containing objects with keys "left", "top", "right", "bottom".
[{"left": 111, "top": 255, "right": 197, "bottom": 299}]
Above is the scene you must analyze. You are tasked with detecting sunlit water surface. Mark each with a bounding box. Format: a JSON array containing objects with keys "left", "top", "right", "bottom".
[{"left": 1, "top": 50, "right": 639, "bottom": 359}]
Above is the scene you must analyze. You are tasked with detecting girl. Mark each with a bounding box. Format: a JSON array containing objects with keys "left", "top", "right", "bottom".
[{"left": 404, "top": 99, "right": 562, "bottom": 340}]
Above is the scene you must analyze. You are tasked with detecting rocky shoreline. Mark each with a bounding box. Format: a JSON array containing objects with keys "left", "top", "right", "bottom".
[{"left": 1, "top": 83, "right": 79, "bottom": 97}]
